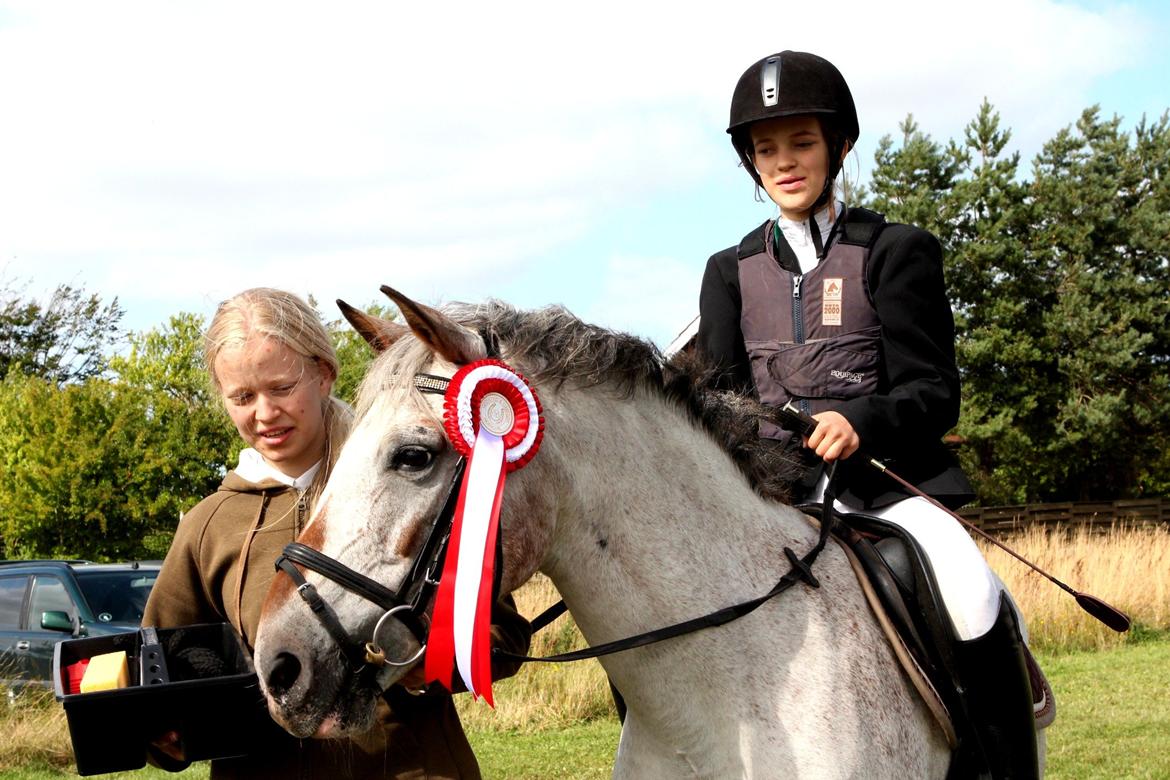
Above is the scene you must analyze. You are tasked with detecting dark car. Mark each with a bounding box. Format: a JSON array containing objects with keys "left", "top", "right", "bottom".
[{"left": 0, "top": 560, "right": 160, "bottom": 694}]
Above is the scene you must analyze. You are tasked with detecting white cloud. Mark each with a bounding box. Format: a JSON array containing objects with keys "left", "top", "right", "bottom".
[{"left": 0, "top": 0, "right": 1153, "bottom": 338}]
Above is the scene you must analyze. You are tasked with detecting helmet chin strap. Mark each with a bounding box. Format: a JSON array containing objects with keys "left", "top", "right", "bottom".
[
  {"left": 809, "top": 215, "right": 825, "bottom": 259},
  {"left": 808, "top": 138, "right": 848, "bottom": 259},
  {"left": 807, "top": 175, "right": 836, "bottom": 259}
]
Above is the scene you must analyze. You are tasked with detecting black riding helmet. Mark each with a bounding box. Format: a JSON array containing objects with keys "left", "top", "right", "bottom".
[{"left": 728, "top": 51, "right": 858, "bottom": 216}]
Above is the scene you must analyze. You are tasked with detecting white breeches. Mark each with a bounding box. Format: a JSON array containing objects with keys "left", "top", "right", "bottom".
[
  {"left": 813, "top": 477, "right": 1006, "bottom": 641},
  {"left": 858, "top": 496, "right": 1003, "bottom": 640}
]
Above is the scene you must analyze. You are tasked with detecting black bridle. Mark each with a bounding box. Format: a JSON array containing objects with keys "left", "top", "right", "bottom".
[
  {"left": 273, "top": 374, "right": 463, "bottom": 674},
  {"left": 273, "top": 368, "right": 841, "bottom": 683}
]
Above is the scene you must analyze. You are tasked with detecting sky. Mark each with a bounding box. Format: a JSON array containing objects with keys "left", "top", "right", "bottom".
[{"left": 1, "top": 0, "right": 1166, "bottom": 351}]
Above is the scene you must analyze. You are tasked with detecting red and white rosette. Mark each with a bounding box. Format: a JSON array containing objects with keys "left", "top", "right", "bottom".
[{"left": 424, "top": 359, "right": 543, "bottom": 705}]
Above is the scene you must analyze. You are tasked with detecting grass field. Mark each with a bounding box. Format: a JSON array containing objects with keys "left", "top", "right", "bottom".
[
  {"left": 2, "top": 526, "right": 1167, "bottom": 778},
  {"left": 3, "top": 639, "right": 1167, "bottom": 778}
]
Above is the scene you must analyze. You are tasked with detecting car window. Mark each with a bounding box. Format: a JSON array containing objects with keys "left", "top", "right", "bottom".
[
  {"left": 29, "top": 575, "right": 77, "bottom": 623},
  {"left": 75, "top": 570, "right": 157, "bottom": 624},
  {"left": 0, "top": 575, "right": 30, "bottom": 629}
]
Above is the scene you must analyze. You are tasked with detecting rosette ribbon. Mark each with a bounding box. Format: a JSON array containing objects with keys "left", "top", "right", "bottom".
[{"left": 424, "top": 359, "right": 543, "bottom": 705}]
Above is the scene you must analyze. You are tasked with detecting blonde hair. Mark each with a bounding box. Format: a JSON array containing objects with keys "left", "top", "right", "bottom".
[{"left": 205, "top": 287, "right": 353, "bottom": 507}]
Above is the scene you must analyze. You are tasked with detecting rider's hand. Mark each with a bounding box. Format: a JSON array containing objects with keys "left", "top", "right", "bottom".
[{"left": 806, "top": 411, "right": 860, "bottom": 462}]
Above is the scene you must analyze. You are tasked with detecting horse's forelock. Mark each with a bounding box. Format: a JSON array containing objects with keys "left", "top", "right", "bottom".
[{"left": 352, "top": 336, "right": 440, "bottom": 421}]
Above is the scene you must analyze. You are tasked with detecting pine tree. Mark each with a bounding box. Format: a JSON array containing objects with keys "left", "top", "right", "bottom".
[{"left": 864, "top": 104, "right": 1170, "bottom": 502}]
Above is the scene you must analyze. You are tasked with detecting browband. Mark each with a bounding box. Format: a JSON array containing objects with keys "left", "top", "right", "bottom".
[{"left": 414, "top": 374, "right": 450, "bottom": 395}]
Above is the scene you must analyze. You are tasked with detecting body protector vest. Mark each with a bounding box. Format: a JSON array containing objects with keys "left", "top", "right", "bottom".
[{"left": 739, "top": 207, "right": 885, "bottom": 441}]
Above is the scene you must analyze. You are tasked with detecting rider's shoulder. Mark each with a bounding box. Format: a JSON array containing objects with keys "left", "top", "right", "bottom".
[{"left": 732, "top": 220, "right": 771, "bottom": 260}]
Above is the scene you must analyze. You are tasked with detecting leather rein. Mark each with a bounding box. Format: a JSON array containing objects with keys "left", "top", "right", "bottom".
[{"left": 273, "top": 368, "right": 841, "bottom": 682}]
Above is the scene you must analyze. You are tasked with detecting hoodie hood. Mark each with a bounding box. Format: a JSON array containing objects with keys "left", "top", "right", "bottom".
[{"left": 218, "top": 469, "right": 293, "bottom": 495}]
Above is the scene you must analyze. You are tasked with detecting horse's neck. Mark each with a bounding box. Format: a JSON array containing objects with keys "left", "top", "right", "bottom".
[
  {"left": 528, "top": 388, "right": 950, "bottom": 776},
  {"left": 540, "top": 388, "right": 816, "bottom": 641}
]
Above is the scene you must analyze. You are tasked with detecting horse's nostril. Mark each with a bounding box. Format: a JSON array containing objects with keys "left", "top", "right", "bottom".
[{"left": 267, "top": 651, "right": 302, "bottom": 696}]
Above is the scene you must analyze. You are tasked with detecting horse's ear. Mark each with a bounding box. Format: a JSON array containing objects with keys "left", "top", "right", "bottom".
[
  {"left": 380, "top": 285, "right": 487, "bottom": 365},
  {"left": 336, "top": 299, "right": 408, "bottom": 353}
]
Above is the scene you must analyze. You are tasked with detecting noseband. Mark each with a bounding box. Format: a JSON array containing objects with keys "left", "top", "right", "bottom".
[{"left": 273, "top": 373, "right": 462, "bottom": 676}]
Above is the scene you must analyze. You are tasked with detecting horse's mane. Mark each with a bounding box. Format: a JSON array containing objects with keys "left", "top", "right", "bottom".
[
  {"left": 356, "top": 300, "right": 808, "bottom": 503},
  {"left": 662, "top": 345, "right": 809, "bottom": 504}
]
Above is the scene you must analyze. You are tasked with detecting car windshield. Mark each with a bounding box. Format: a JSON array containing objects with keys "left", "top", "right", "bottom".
[{"left": 75, "top": 570, "right": 157, "bottom": 625}]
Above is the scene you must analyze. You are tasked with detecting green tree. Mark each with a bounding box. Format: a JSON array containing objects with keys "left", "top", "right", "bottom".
[
  {"left": 0, "top": 315, "right": 237, "bottom": 560},
  {"left": 0, "top": 280, "right": 124, "bottom": 384},
  {"left": 865, "top": 104, "right": 1170, "bottom": 503},
  {"left": 864, "top": 114, "right": 964, "bottom": 248},
  {"left": 1024, "top": 109, "right": 1170, "bottom": 499},
  {"left": 0, "top": 374, "right": 226, "bottom": 559},
  {"left": 943, "top": 102, "right": 1057, "bottom": 503},
  {"left": 109, "top": 312, "right": 213, "bottom": 406}
]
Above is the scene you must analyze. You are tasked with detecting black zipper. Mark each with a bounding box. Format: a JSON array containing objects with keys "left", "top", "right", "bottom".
[{"left": 791, "top": 274, "right": 811, "bottom": 415}]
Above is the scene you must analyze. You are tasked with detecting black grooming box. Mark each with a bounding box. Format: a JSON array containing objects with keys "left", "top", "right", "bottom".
[{"left": 53, "top": 622, "right": 266, "bottom": 776}]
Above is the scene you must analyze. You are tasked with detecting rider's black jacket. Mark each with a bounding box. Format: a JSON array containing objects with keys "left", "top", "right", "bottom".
[{"left": 697, "top": 211, "right": 974, "bottom": 510}]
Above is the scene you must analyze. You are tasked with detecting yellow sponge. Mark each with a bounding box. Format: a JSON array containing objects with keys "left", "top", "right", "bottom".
[{"left": 80, "top": 650, "right": 130, "bottom": 693}]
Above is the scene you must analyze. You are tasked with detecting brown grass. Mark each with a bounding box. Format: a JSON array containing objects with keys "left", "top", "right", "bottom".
[
  {"left": 979, "top": 523, "right": 1170, "bottom": 652},
  {"left": 0, "top": 687, "right": 74, "bottom": 770},
  {"left": 455, "top": 574, "right": 615, "bottom": 732},
  {"left": 4, "top": 526, "right": 1166, "bottom": 769}
]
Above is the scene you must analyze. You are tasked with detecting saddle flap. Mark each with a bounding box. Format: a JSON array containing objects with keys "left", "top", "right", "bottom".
[{"left": 831, "top": 511, "right": 1055, "bottom": 729}]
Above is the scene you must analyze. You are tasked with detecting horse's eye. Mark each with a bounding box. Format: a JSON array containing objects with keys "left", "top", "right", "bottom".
[{"left": 390, "top": 446, "right": 435, "bottom": 473}]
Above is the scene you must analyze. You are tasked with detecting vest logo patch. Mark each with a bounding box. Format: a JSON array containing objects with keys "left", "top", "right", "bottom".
[
  {"left": 830, "top": 369, "right": 865, "bottom": 384},
  {"left": 823, "top": 278, "right": 843, "bottom": 327}
]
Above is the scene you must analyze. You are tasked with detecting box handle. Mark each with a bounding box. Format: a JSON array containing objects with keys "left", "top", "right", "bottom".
[{"left": 139, "top": 626, "right": 171, "bottom": 686}]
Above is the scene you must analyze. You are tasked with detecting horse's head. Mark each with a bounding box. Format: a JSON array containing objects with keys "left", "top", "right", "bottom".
[{"left": 253, "top": 286, "right": 558, "bottom": 738}]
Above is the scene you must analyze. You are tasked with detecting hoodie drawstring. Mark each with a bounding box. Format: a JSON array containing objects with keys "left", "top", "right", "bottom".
[{"left": 233, "top": 492, "right": 270, "bottom": 642}]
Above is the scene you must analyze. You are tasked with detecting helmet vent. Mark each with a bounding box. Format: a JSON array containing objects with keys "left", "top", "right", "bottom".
[{"left": 761, "top": 56, "right": 781, "bottom": 107}]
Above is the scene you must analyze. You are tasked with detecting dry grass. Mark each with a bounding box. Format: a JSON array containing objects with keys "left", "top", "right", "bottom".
[
  {"left": 979, "top": 523, "right": 1170, "bottom": 653},
  {"left": 4, "top": 526, "right": 1165, "bottom": 769},
  {"left": 456, "top": 574, "right": 615, "bottom": 733},
  {"left": 0, "top": 687, "right": 74, "bottom": 770}
]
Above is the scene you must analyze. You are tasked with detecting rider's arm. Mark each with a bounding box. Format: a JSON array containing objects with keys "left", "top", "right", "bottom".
[
  {"left": 697, "top": 248, "right": 753, "bottom": 393},
  {"left": 834, "top": 225, "right": 961, "bottom": 458}
]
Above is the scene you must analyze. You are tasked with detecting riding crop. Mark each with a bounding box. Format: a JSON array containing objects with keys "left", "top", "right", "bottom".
[{"left": 774, "top": 402, "right": 1132, "bottom": 633}]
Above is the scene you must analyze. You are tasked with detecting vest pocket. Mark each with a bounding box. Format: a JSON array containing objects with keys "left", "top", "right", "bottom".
[{"left": 765, "top": 326, "right": 882, "bottom": 400}]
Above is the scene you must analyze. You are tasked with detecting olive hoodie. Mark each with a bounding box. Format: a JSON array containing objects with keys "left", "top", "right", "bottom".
[{"left": 145, "top": 468, "right": 531, "bottom": 779}]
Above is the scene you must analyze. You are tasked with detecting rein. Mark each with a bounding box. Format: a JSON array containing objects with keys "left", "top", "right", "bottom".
[
  {"left": 494, "top": 463, "right": 840, "bottom": 666},
  {"left": 273, "top": 366, "right": 841, "bottom": 682}
]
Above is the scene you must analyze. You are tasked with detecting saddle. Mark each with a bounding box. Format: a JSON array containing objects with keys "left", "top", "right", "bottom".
[{"left": 799, "top": 505, "right": 1055, "bottom": 753}]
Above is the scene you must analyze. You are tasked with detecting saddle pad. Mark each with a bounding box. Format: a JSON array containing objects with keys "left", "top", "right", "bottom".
[
  {"left": 813, "top": 518, "right": 1057, "bottom": 736},
  {"left": 832, "top": 535, "right": 960, "bottom": 748},
  {"left": 1026, "top": 646, "right": 1057, "bottom": 729}
]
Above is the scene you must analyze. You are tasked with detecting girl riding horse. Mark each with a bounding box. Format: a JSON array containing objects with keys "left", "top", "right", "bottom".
[{"left": 696, "top": 50, "right": 1039, "bottom": 777}]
